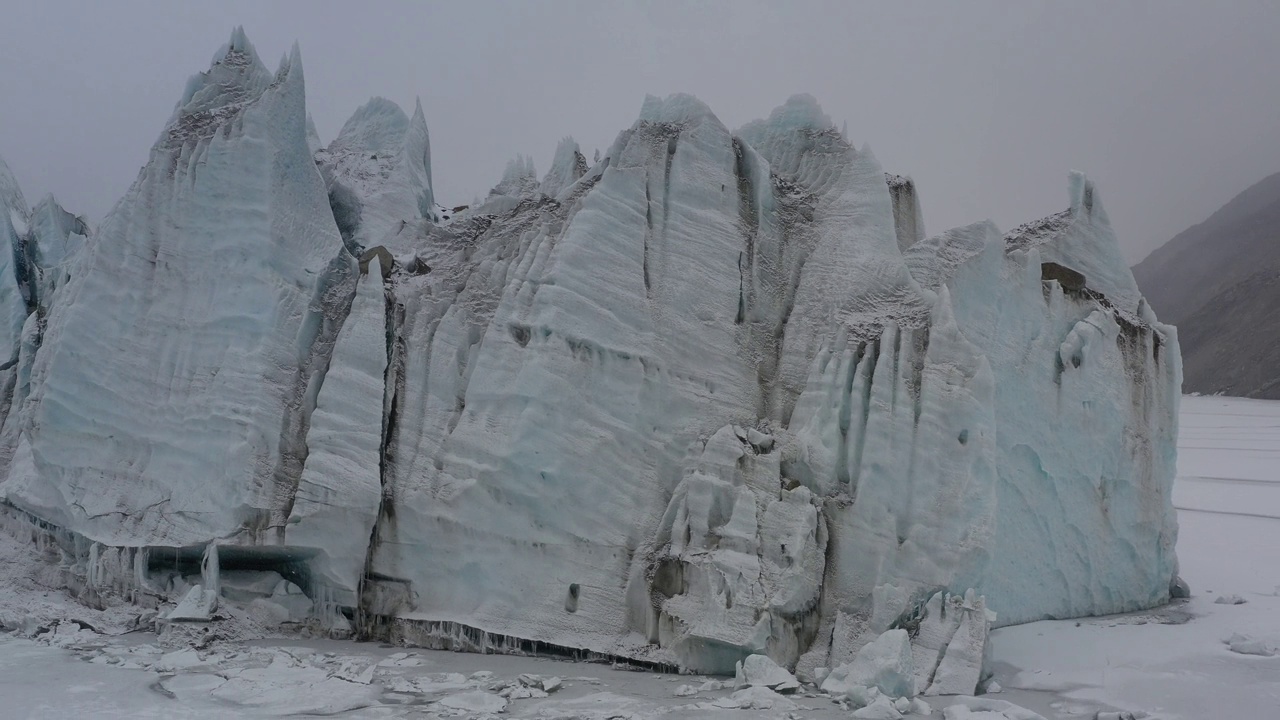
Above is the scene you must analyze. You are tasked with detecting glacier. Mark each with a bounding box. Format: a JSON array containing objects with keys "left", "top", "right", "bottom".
[{"left": 0, "top": 28, "right": 1180, "bottom": 683}]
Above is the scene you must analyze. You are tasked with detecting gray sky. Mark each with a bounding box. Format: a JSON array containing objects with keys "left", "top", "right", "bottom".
[{"left": 2, "top": 1, "right": 1278, "bottom": 263}]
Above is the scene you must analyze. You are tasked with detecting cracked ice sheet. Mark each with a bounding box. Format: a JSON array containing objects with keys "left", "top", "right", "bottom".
[{"left": 987, "top": 395, "right": 1280, "bottom": 720}]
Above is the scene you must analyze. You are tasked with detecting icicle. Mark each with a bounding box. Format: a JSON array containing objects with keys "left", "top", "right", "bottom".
[
  {"left": 201, "top": 542, "right": 221, "bottom": 604},
  {"left": 133, "top": 547, "right": 150, "bottom": 594},
  {"left": 88, "top": 542, "right": 102, "bottom": 588}
]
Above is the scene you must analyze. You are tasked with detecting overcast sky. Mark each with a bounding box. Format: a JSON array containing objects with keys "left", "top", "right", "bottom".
[{"left": 2, "top": 1, "right": 1278, "bottom": 262}]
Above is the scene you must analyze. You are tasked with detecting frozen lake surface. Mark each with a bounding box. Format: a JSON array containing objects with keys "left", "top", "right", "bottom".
[{"left": 2, "top": 395, "right": 1277, "bottom": 719}]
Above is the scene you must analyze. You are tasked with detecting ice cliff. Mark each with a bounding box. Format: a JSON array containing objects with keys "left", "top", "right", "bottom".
[{"left": 0, "top": 29, "right": 1180, "bottom": 679}]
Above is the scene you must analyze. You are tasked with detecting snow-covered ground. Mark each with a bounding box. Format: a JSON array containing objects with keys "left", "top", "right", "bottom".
[{"left": 1, "top": 394, "right": 1277, "bottom": 719}]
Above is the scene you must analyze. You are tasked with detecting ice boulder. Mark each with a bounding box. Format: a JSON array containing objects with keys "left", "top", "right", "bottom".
[
  {"left": 166, "top": 585, "right": 217, "bottom": 621},
  {"left": 906, "top": 590, "right": 995, "bottom": 697},
  {"left": 926, "top": 604, "right": 991, "bottom": 696},
  {"left": 706, "top": 686, "right": 797, "bottom": 711},
  {"left": 941, "top": 697, "right": 1048, "bottom": 720},
  {"left": 734, "top": 653, "right": 800, "bottom": 693},
  {"left": 438, "top": 691, "right": 507, "bottom": 714},
  {"left": 822, "top": 628, "right": 915, "bottom": 701},
  {"left": 853, "top": 695, "right": 905, "bottom": 719}
]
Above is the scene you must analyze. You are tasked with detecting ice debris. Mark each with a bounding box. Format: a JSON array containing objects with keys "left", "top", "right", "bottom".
[
  {"left": 941, "top": 696, "right": 1048, "bottom": 719},
  {"left": 165, "top": 585, "right": 217, "bottom": 622},
  {"left": 824, "top": 629, "right": 915, "bottom": 699},
  {"left": 911, "top": 591, "right": 995, "bottom": 696},
  {"left": 437, "top": 690, "right": 508, "bottom": 713},
  {"left": 853, "top": 695, "right": 906, "bottom": 719},
  {"left": 734, "top": 653, "right": 801, "bottom": 693},
  {"left": 1225, "top": 633, "right": 1276, "bottom": 657},
  {"left": 703, "top": 685, "right": 798, "bottom": 711}
]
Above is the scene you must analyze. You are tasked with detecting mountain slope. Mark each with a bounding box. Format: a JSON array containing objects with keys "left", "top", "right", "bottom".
[{"left": 1133, "top": 172, "right": 1280, "bottom": 396}]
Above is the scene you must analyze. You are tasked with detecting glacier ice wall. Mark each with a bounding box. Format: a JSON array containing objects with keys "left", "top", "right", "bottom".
[{"left": 0, "top": 32, "right": 1180, "bottom": 677}]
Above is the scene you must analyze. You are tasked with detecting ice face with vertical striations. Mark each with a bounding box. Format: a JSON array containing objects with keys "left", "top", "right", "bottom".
[
  {"left": 317, "top": 97, "right": 435, "bottom": 253},
  {"left": 0, "top": 32, "right": 1180, "bottom": 680},
  {"left": 0, "top": 28, "right": 352, "bottom": 550},
  {"left": 285, "top": 255, "right": 389, "bottom": 607}
]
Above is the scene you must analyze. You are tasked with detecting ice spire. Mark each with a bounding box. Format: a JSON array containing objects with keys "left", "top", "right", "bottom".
[
  {"left": 491, "top": 154, "right": 538, "bottom": 198},
  {"left": 0, "top": 156, "right": 29, "bottom": 234},
  {"left": 1010, "top": 171, "right": 1142, "bottom": 313},
  {"left": 886, "top": 173, "right": 926, "bottom": 251},
  {"left": 317, "top": 96, "right": 435, "bottom": 252},
  {"left": 0, "top": 155, "right": 27, "bottom": 365},
  {"left": 172, "top": 27, "right": 273, "bottom": 125},
  {"left": 306, "top": 113, "right": 323, "bottom": 154},
  {"left": 26, "top": 195, "right": 90, "bottom": 311},
  {"left": 538, "top": 136, "right": 588, "bottom": 199},
  {"left": 406, "top": 98, "right": 435, "bottom": 216}
]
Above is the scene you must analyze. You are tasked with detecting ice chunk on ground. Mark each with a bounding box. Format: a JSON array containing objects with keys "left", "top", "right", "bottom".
[
  {"left": 154, "top": 648, "right": 208, "bottom": 673},
  {"left": 1214, "top": 594, "right": 1246, "bottom": 605},
  {"left": 853, "top": 694, "right": 904, "bottom": 719},
  {"left": 707, "top": 685, "right": 798, "bottom": 710},
  {"left": 823, "top": 629, "right": 915, "bottom": 700},
  {"left": 926, "top": 594, "right": 992, "bottom": 696},
  {"left": 940, "top": 697, "right": 1047, "bottom": 719},
  {"left": 734, "top": 653, "right": 800, "bottom": 693},
  {"left": 1225, "top": 633, "right": 1275, "bottom": 656},
  {"left": 165, "top": 584, "right": 216, "bottom": 621}
]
